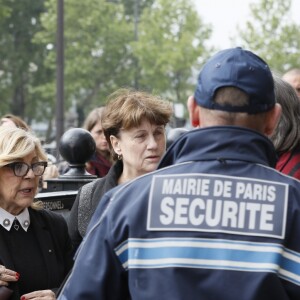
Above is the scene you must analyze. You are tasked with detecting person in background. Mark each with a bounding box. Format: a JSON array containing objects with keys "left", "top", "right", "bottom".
[
  {"left": 282, "top": 68, "right": 300, "bottom": 98},
  {"left": 82, "top": 107, "right": 113, "bottom": 177},
  {"left": 0, "top": 127, "right": 73, "bottom": 300},
  {"left": 166, "top": 127, "right": 189, "bottom": 149},
  {"left": 0, "top": 114, "right": 29, "bottom": 131},
  {"left": 270, "top": 74, "right": 300, "bottom": 179},
  {"left": 59, "top": 48, "right": 300, "bottom": 300},
  {"left": 67, "top": 88, "right": 173, "bottom": 254}
]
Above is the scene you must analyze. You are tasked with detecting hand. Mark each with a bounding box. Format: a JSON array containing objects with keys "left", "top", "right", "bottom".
[
  {"left": 21, "top": 289, "right": 56, "bottom": 300},
  {"left": 0, "top": 265, "right": 19, "bottom": 286}
]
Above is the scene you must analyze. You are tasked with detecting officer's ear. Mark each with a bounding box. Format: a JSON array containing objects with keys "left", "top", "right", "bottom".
[
  {"left": 110, "top": 135, "right": 121, "bottom": 155},
  {"left": 264, "top": 103, "right": 282, "bottom": 136},
  {"left": 187, "top": 95, "right": 200, "bottom": 128}
]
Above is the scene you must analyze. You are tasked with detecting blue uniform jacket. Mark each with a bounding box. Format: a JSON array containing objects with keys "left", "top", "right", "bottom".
[{"left": 59, "top": 126, "right": 300, "bottom": 300}]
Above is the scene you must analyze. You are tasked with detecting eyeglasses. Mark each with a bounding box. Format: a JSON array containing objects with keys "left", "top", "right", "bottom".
[{"left": 4, "top": 161, "right": 48, "bottom": 177}]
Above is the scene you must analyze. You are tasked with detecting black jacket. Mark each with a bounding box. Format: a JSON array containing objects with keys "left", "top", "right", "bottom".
[
  {"left": 0, "top": 208, "right": 73, "bottom": 300},
  {"left": 67, "top": 160, "right": 123, "bottom": 254}
]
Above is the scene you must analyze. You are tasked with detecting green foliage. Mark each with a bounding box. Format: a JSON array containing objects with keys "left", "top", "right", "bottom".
[
  {"left": 35, "top": 0, "right": 212, "bottom": 119},
  {"left": 0, "top": 1, "right": 11, "bottom": 20},
  {"left": 36, "top": 0, "right": 138, "bottom": 119},
  {"left": 2, "top": 0, "right": 300, "bottom": 140},
  {"left": 234, "top": 0, "right": 300, "bottom": 73},
  {"left": 0, "top": 0, "right": 212, "bottom": 138},
  {"left": 132, "top": 0, "right": 212, "bottom": 104},
  {"left": 0, "top": 0, "right": 48, "bottom": 121}
]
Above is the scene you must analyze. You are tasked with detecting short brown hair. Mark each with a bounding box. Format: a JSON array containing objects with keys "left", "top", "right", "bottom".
[
  {"left": 102, "top": 88, "right": 173, "bottom": 149},
  {"left": 214, "top": 87, "right": 250, "bottom": 107},
  {"left": 201, "top": 87, "right": 268, "bottom": 131}
]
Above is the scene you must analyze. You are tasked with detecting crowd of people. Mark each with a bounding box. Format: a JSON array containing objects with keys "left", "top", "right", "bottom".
[{"left": 1, "top": 47, "right": 300, "bottom": 299}]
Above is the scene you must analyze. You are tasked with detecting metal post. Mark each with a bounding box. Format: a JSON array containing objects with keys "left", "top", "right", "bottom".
[{"left": 56, "top": 0, "right": 64, "bottom": 158}]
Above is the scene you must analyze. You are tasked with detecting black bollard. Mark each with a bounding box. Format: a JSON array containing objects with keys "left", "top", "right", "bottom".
[
  {"left": 43, "top": 128, "right": 97, "bottom": 192},
  {"left": 59, "top": 128, "right": 96, "bottom": 179}
]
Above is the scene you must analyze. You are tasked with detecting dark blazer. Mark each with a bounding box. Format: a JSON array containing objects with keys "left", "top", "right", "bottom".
[
  {"left": 0, "top": 208, "right": 73, "bottom": 300},
  {"left": 68, "top": 160, "right": 123, "bottom": 254}
]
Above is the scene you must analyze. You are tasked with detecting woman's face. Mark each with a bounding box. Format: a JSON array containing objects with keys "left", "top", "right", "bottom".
[
  {"left": 90, "top": 121, "right": 109, "bottom": 153},
  {"left": 111, "top": 119, "right": 166, "bottom": 179},
  {"left": 0, "top": 151, "right": 40, "bottom": 215}
]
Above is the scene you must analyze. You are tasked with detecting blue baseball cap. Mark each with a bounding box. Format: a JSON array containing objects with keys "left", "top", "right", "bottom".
[{"left": 194, "top": 47, "right": 275, "bottom": 114}]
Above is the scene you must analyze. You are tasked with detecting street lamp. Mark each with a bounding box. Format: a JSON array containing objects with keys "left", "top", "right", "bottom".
[{"left": 56, "top": 0, "right": 64, "bottom": 158}]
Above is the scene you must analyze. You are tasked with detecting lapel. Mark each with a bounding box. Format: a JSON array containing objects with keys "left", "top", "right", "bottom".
[{"left": 29, "top": 209, "right": 58, "bottom": 287}]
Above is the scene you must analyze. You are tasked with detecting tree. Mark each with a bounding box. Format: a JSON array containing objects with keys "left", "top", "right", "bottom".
[
  {"left": 0, "top": 0, "right": 48, "bottom": 121},
  {"left": 132, "top": 0, "right": 212, "bottom": 104},
  {"left": 35, "top": 0, "right": 136, "bottom": 125},
  {"left": 0, "top": 0, "right": 212, "bottom": 140},
  {"left": 234, "top": 0, "right": 300, "bottom": 73},
  {"left": 35, "top": 0, "right": 212, "bottom": 123},
  {"left": 107, "top": 0, "right": 155, "bottom": 17}
]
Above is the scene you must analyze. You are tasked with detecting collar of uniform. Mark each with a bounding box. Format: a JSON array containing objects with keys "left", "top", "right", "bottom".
[
  {"left": 0, "top": 207, "right": 30, "bottom": 232},
  {"left": 159, "top": 126, "right": 278, "bottom": 169}
]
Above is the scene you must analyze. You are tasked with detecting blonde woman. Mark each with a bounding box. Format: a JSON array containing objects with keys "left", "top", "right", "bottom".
[{"left": 0, "top": 127, "right": 72, "bottom": 300}]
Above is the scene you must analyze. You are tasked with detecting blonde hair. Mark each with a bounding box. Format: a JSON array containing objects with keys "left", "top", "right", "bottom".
[
  {"left": 0, "top": 127, "right": 48, "bottom": 210},
  {"left": 0, "top": 126, "right": 47, "bottom": 167}
]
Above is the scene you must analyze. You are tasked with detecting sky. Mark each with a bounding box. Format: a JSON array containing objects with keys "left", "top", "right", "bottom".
[{"left": 192, "top": 0, "right": 300, "bottom": 49}]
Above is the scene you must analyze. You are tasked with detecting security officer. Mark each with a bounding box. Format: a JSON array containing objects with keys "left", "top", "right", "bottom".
[{"left": 58, "top": 48, "right": 300, "bottom": 300}]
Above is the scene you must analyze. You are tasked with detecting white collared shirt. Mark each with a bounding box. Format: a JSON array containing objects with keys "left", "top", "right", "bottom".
[{"left": 0, "top": 207, "right": 30, "bottom": 232}]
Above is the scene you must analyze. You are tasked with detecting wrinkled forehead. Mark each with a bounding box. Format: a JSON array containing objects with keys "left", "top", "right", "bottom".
[{"left": 125, "top": 119, "right": 165, "bottom": 130}]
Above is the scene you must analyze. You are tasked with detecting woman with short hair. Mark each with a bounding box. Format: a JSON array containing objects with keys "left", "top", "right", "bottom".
[{"left": 67, "top": 88, "right": 173, "bottom": 253}]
